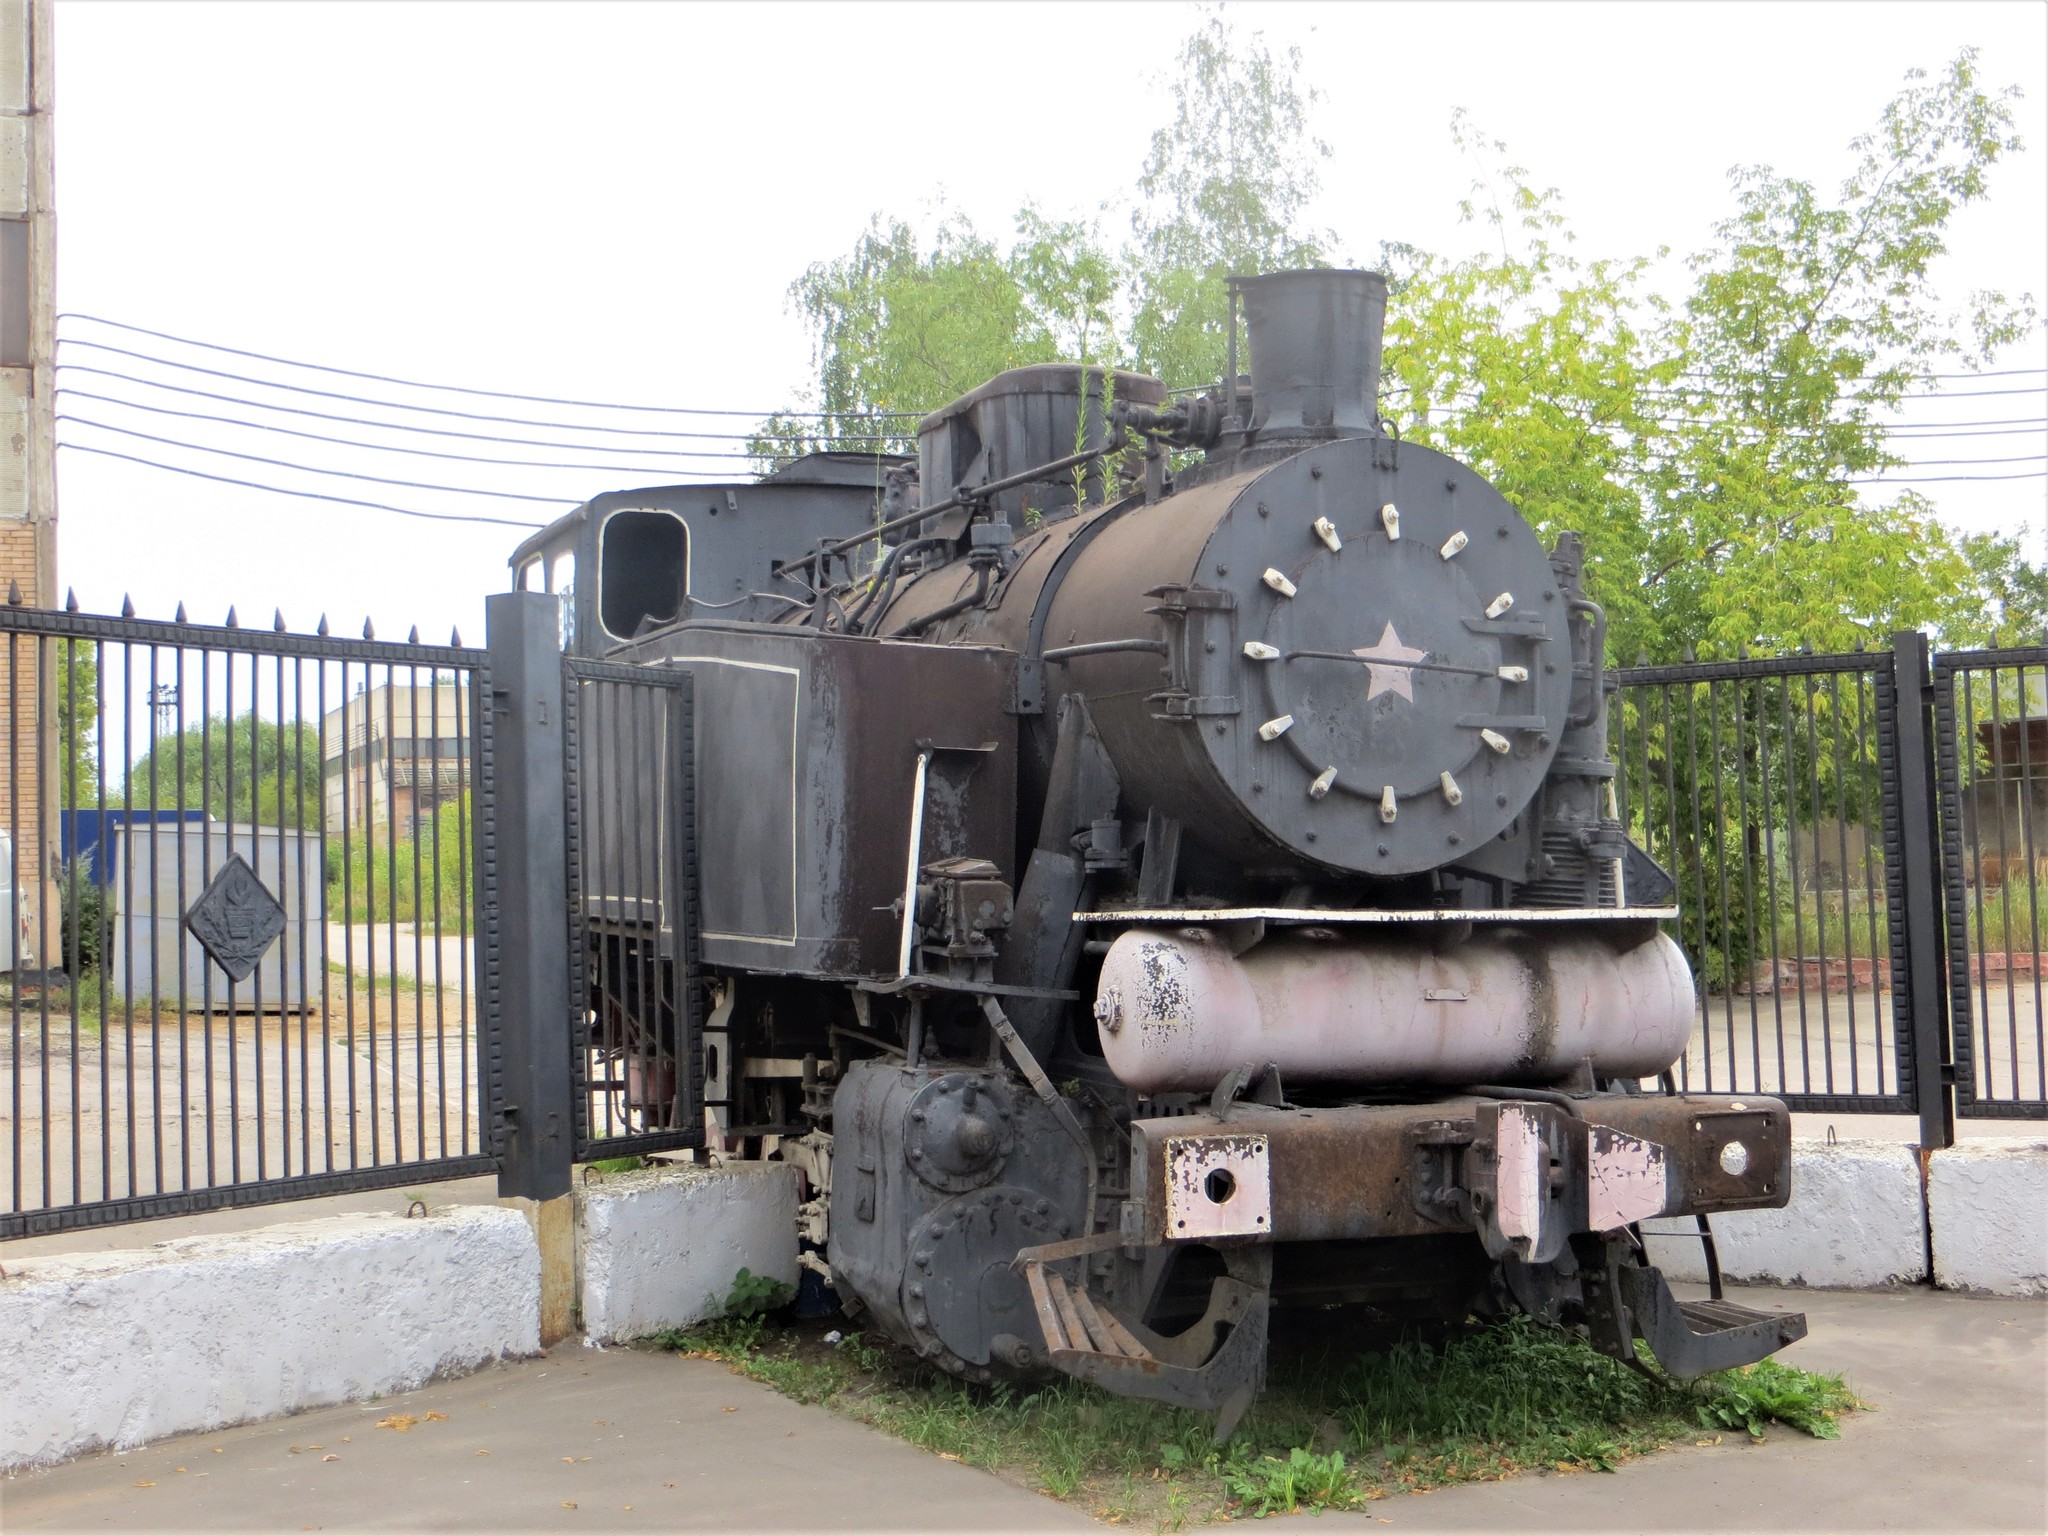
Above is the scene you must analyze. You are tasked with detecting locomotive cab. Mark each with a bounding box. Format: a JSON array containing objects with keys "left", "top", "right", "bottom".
[{"left": 510, "top": 452, "right": 908, "bottom": 656}]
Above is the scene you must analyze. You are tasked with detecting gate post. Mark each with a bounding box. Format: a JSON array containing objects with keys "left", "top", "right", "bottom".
[
  {"left": 1890, "top": 631, "right": 1955, "bottom": 1152},
  {"left": 483, "top": 592, "right": 577, "bottom": 1339}
]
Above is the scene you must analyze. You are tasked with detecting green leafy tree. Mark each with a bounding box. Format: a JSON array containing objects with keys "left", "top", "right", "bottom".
[
  {"left": 761, "top": 33, "right": 2039, "bottom": 659},
  {"left": 122, "top": 711, "right": 323, "bottom": 828},
  {"left": 54, "top": 639, "right": 101, "bottom": 808}
]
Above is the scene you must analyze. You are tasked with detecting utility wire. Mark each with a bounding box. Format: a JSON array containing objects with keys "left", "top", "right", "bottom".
[
  {"left": 1850, "top": 469, "right": 2048, "bottom": 483},
  {"left": 57, "top": 313, "right": 924, "bottom": 420},
  {"left": 58, "top": 390, "right": 770, "bottom": 467},
  {"left": 58, "top": 416, "right": 583, "bottom": 504},
  {"left": 56, "top": 442, "right": 550, "bottom": 528},
  {"left": 54, "top": 364, "right": 905, "bottom": 449}
]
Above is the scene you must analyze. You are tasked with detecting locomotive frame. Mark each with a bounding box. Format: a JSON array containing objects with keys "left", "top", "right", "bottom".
[{"left": 513, "top": 268, "right": 1807, "bottom": 1435}]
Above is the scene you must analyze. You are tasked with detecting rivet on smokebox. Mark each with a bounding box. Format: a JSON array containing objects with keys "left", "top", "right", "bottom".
[{"left": 1262, "top": 568, "right": 1297, "bottom": 598}]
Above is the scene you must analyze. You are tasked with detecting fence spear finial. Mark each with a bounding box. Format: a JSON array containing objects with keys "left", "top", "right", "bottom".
[
  {"left": 65, "top": 587, "right": 79, "bottom": 612},
  {"left": 450, "top": 625, "right": 462, "bottom": 646},
  {"left": 5, "top": 580, "right": 19, "bottom": 605},
  {"left": 318, "top": 613, "right": 330, "bottom": 637},
  {"left": 408, "top": 625, "right": 420, "bottom": 644},
  {"left": 121, "top": 594, "right": 135, "bottom": 619},
  {"left": 225, "top": 605, "right": 239, "bottom": 628},
  {"left": 1739, "top": 642, "right": 1749, "bottom": 659},
  {"left": 175, "top": 600, "right": 187, "bottom": 623},
  {"left": 274, "top": 608, "right": 287, "bottom": 633},
  {"left": 1683, "top": 644, "right": 1695, "bottom": 663},
  {"left": 363, "top": 616, "right": 375, "bottom": 640}
]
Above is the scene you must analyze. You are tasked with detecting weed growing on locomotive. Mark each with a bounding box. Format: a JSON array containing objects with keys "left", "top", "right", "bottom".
[{"left": 513, "top": 267, "right": 1807, "bottom": 1438}]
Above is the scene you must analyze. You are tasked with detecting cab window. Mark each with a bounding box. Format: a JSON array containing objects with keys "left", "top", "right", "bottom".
[{"left": 599, "top": 510, "right": 689, "bottom": 640}]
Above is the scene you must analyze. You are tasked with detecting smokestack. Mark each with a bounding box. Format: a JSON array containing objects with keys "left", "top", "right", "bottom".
[{"left": 1238, "top": 269, "right": 1387, "bottom": 438}]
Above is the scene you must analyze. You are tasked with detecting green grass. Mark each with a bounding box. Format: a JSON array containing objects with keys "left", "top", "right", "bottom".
[{"left": 645, "top": 1312, "right": 1860, "bottom": 1524}]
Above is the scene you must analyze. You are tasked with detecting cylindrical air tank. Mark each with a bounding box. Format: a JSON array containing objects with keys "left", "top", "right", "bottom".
[{"left": 1092, "top": 927, "right": 1695, "bottom": 1093}]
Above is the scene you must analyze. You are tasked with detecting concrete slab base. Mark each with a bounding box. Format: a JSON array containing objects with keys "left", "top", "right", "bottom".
[
  {"left": 1644, "top": 1139, "right": 1925, "bottom": 1289},
  {"left": 578, "top": 1161, "right": 799, "bottom": 1343},
  {"left": 0, "top": 1206, "right": 540, "bottom": 1472},
  {"left": 1929, "top": 1138, "right": 2048, "bottom": 1296}
]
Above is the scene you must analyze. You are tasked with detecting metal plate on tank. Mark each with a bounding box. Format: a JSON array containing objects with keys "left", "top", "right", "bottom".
[
  {"left": 1163, "top": 1132, "right": 1272, "bottom": 1240},
  {"left": 1198, "top": 437, "right": 1573, "bottom": 873}
]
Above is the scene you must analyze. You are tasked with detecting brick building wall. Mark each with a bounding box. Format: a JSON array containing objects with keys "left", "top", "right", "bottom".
[{"left": 1, "top": 0, "right": 56, "bottom": 962}]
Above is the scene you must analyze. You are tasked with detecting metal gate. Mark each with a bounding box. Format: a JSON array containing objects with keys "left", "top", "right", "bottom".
[
  {"left": 561, "top": 657, "right": 703, "bottom": 1159},
  {"left": 2, "top": 596, "right": 502, "bottom": 1238},
  {"left": 1934, "top": 643, "right": 2048, "bottom": 1120}
]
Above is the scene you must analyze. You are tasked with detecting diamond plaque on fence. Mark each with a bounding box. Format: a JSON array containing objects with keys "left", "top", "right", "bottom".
[{"left": 184, "top": 853, "right": 287, "bottom": 983}]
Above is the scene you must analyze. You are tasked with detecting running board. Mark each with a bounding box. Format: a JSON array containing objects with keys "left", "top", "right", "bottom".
[{"left": 1619, "top": 1264, "right": 1809, "bottom": 1378}]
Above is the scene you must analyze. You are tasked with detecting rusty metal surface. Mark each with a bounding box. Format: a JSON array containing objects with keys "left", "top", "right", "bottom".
[
  {"left": 1162, "top": 1131, "right": 1272, "bottom": 1239},
  {"left": 1128, "top": 1092, "right": 1791, "bottom": 1246}
]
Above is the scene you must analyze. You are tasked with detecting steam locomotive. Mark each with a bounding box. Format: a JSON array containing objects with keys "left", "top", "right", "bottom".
[{"left": 512, "top": 268, "right": 1805, "bottom": 1432}]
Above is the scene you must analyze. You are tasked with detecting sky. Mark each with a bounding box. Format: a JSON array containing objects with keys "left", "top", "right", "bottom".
[{"left": 47, "top": 0, "right": 2048, "bottom": 651}]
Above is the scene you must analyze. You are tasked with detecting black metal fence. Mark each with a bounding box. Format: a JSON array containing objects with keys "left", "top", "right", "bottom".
[
  {"left": 1935, "top": 643, "right": 2048, "bottom": 1118},
  {"left": 561, "top": 656, "right": 703, "bottom": 1160},
  {"left": 1615, "top": 633, "right": 2047, "bottom": 1134},
  {"left": 1, "top": 596, "right": 501, "bottom": 1237}
]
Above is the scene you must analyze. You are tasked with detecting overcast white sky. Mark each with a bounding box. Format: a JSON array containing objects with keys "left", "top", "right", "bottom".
[{"left": 48, "top": 0, "right": 2048, "bottom": 649}]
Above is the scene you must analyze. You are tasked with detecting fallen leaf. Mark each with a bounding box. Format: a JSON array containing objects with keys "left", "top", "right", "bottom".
[
  {"left": 423, "top": 1411, "right": 448, "bottom": 1423},
  {"left": 323, "top": 1454, "right": 341, "bottom": 1463},
  {"left": 375, "top": 1414, "right": 418, "bottom": 1432},
  {"left": 475, "top": 1449, "right": 491, "bottom": 1457},
  {"left": 721, "top": 1405, "right": 738, "bottom": 1414},
  {"left": 939, "top": 1453, "right": 961, "bottom": 1462},
  {"left": 174, "top": 1467, "right": 186, "bottom": 1474},
  {"left": 623, "top": 1507, "right": 633, "bottom": 1513},
  {"left": 307, "top": 1445, "right": 323, "bottom": 1451},
  {"left": 341, "top": 1436, "right": 351, "bottom": 1444},
  {"left": 134, "top": 1480, "right": 156, "bottom": 1488},
  {"left": 562, "top": 1456, "right": 576, "bottom": 1465},
  {"left": 560, "top": 1501, "right": 578, "bottom": 1511},
  {"left": 579, "top": 1456, "right": 592, "bottom": 1462},
  {"left": 212, "top": 1447, "right": 224, "bottom": 1454}
]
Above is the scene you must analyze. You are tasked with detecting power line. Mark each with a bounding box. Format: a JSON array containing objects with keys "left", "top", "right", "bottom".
[
  {"left": 57, "top": 442, "right": 550, "bottom": 528},
  {"left": 58, "top": 416, "right": 583, "bottom": 505},
  {"left": 1849, "top": 469, "right": 2048, "bottom": 483},
  {"left": 54, "top": 363, "right": 906, "bottom": 449},
  {"left": 57, "top": 313, "right": 924, "bottom": 420},
  {"left": 58, "top": 389, "right": 772, "bottom": 469}
]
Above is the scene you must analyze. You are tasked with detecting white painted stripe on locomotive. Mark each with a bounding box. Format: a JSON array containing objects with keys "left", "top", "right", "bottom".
[{"left": 1075, "top": 906, "right": 1680, "bottom": 924}]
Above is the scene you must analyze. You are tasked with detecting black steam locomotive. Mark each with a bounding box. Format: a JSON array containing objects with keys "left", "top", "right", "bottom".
[{"left": 512, "top": 269, "right": 1804, "bottom": 1432}]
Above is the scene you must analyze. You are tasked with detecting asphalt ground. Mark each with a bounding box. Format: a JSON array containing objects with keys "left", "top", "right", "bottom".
[{"left": 3, "top": 1285, "right": 2041, "bottom": 1535}]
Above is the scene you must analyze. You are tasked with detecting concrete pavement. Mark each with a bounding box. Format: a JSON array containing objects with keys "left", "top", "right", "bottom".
[{"left": 2, "top": 1286, "right": 2040, "bottom": 1533}]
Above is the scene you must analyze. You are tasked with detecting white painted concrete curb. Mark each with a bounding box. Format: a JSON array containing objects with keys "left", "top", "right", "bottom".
[
  {"left": 1928, "top": 1139, "right": 2048, "bottom": 1297},
  {"left": 578, "top": 1162, "right": 799, "bottom": 1343},
  {"left": 0, "top": 1206, "right": 540, "bottom": 1472},
  {"left": 1644, "top": 1139, "right": 1926, "bottom": 1289}
]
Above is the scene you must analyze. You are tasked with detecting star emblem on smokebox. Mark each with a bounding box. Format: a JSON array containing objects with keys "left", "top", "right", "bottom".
[
  {"left": 184, "top": 853, "right": 286, "bottom": 984},
  {"left": 1352, "top": 622, "right": 1428, "bottom": 702}
]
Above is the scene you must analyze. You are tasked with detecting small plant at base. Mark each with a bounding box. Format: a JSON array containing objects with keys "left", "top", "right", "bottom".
[
  {"left": 1694, "top": 1358, "right": 1857, "bottom": 1440},
  {"left": 724, "top": 1266, "right": 796, "bottom": 1319},
  {"left": 1223, "top": 1446, "right": 1361, "bottom": 1517}
]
